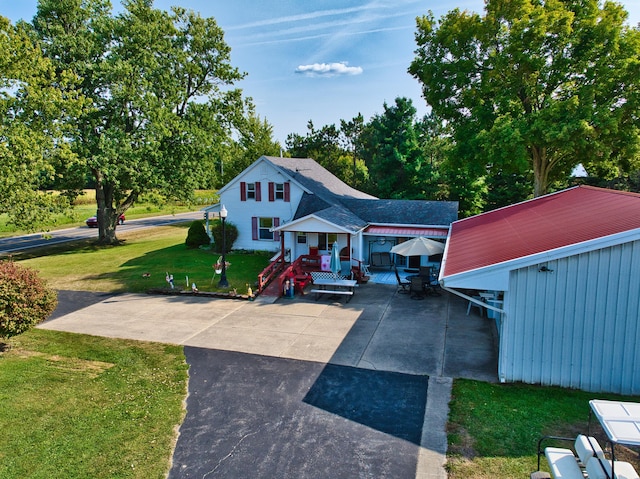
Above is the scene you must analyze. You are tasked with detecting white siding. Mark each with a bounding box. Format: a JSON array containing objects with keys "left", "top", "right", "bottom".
[
  {"left": 219, "top": 161, "right": 303, "bottom": 252},
  {"left": 499, "top": 240, "right": 640, "bottom": 395}
]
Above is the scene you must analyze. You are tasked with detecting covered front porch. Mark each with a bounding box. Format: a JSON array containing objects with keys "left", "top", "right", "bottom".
[{"left": 257, "top": 219, "right": 449, "bottom": 298}]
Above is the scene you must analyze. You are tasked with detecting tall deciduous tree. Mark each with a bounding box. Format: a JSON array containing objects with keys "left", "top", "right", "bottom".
[
  {"left": 409, "top": 0, "right": 640, "bottom": 197},
  {"left": 225, "top": 112, "right": 282, "bottom": 182},
  {"left": 0, "top": 16, "right": 83, "bottom": 230},
  {"left": 33, "top": 0, "right": 248, "bottom": 243}
]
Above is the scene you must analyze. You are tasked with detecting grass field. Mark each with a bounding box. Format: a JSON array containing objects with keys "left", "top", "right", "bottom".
[
  {"left": 0, "top": 189, "right": 218, "bottom": 236},
  {"left": 0, "top": 329, "right": 187, "bottom": 479},
  {"left": 15, "top": 225, "right": 271, "bottom": 294}
]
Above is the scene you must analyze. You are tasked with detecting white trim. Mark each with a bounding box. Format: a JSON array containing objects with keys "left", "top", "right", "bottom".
[
  {"left": 272, "top": 214, "right": 355, "bottom": 234},
  {"left": 442, "top": 228, "right": 640, "bottom": 290},
  {"left": 216, "top": 156, "right": 312, "bottom": 198}
]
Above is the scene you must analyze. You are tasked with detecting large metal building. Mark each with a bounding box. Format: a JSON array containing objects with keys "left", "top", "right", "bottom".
[{"left": 440, "top": 186, "right": 640, "bottom": 395}]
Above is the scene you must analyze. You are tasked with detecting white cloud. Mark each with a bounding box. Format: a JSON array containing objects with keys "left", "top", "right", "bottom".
[{"left": 295, "top": 62, "right": 364, "bottom": 77}]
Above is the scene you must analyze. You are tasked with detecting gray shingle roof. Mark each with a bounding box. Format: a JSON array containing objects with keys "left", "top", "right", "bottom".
[
  {"left": 266, "top": 156, "right": 458, "bottom": 231},
  {"left": 264, "top": 156, "right": 376, "bottom": 202}
]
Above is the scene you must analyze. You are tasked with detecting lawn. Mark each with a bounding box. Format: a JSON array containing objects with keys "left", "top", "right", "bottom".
[
  {"left": 15, "top": 224, "right": 272, "bottom": 294},
  {"left": 446, "top": 379, "right": 640, "bottom": 479},
  {"left": 0, "top": 189, "right": 218, "bottom": 236},
  {"left": 0, "top": 328, "right": 188, "bottom": 479},
  {"left": 6, "top": 225, "right": 640, "bottom": 479}
]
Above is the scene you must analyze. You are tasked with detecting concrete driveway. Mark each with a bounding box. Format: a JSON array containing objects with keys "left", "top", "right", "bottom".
[{"left": 42, "top": 283, "right": 498, "bottom": 478}]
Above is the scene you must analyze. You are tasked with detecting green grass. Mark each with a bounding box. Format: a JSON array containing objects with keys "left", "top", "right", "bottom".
[
  {"left": 0, "top": 328, "right": 188, "bottom": 479},
  {"left": 0, "top": 189, "right": 218, "bottom": 236},
  {"left": 15, "top": 225, "right": 272, "bottom": 294},
  {"left": 446, "top": 379, "right": 640, "bottom": 479},
  {"left": 9, "top": 225, "right": 640, "bottom": 478}
]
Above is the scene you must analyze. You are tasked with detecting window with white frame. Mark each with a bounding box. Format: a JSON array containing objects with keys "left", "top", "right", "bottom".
[
  {"left": 318, "top": 233, "right": 338, "bottom": 251},
  {"left": 247, "top": 183, "right": 256, "bottom": 199},
  {"left": 297, "top": 232, "right": 307, "bottom": 244},
  {"left": 258, "top": 217, "right": 273, "bottom": 240},
  {"left": 275, "top": 183, "right": 284, "bottom": 200}
]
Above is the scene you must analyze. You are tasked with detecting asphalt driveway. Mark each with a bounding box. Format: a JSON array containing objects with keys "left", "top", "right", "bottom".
[{"left": 44, "top": 283, "right": 498, "bottom": 478}]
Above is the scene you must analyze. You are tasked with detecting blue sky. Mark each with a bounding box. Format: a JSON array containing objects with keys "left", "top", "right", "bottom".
[{"left": 3, "top": 0, "right": 640, "bottom": 143}]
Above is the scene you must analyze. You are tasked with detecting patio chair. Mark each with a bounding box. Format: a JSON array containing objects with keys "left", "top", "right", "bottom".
[
  {"left": 394, "top": 267, "right": 410, "bottom": 294},
  {"left": 410, "top": 276, "right": 426, "bottom": 300}
]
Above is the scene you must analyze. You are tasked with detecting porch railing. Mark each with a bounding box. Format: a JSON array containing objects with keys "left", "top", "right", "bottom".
[
  {"left": 257, "top": 253, "right": 285, "bottom": 293},
  {"left": 257, "top": 254, "right": 370, "bottom": 295}
]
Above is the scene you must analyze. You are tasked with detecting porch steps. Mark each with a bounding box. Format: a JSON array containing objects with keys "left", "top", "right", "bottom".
[{"left": 258, "top": 275, "right": 284, "bottom": 300}]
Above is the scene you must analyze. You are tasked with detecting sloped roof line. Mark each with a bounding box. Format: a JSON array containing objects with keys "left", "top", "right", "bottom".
[{"left": 443, "top": 185, "right": 640, "bottom": 278}]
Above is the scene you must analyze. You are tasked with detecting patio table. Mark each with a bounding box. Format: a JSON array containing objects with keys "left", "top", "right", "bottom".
[{"left": 310, "top": 278, "right": 357, "bottom": 303}]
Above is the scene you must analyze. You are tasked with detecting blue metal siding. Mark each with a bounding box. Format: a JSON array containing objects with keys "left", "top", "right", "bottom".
[{"left": 500, "top": 240, "right": 640, "bottom": 395}]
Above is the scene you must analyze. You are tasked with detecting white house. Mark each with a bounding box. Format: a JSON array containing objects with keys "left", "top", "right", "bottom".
[
  {"left": 440, "top": 186, "right": 640, "bottom": 395},
  {"left": 204, "top": 156, "right": 458, "bottom": 271}
]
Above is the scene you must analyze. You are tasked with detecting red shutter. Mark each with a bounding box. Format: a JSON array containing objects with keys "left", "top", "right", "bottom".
[
  {"left": 255, "top": 182, "right": 262, "bottom": 202},
  {"left": 240, "top": 182, "right": 246, "bottom": 201},
  {"left": 284, "top": 182, "right": 290, "bottom": 202},
  {"left": 268, "top": 182, "right": 274, "bottom": 202},
  {"left": 273, "top": 217, "right": 280, "bottom": 242},
  {"left": 251, "top": 217, "right": 258, "bottom": 240}
]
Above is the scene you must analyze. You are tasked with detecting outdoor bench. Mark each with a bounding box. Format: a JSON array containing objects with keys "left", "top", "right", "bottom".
[
  {"left": 534, "top": 434, "right": 640, "bottom": 479},
  {"left": 535, "top": 434, "right": 605, "bottom": 479},
  {"left": 308, "top": 288, "right": 354, "bottom": 302}
]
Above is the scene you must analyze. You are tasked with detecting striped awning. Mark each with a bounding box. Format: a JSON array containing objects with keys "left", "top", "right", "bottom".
[{"left": 364, "top": 226, "right": 448, "bottom": 238}]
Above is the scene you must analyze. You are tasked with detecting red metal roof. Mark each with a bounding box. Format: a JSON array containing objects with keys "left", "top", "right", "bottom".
[
  {"left": 443, "top": 186, "right": 640, "bottom": 277},
  {"left": 365, "top": 225, "right": 449, "bottom": 237}
]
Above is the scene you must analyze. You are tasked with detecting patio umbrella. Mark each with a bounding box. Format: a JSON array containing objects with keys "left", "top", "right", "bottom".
[
  {"left": 330, "top": 242, "right": 341, "bottom": 278},
  {"left": 390, "top": 237, "right": 444, "bottom": 257}
]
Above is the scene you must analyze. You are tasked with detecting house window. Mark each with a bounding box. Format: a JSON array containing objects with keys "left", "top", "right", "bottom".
[
  {"left": 318, "top": 233, "right": 338, "bottom": 250},
  {"left": 275, "top": 183, "right": 284, "bottom": 200},
  {"left": 247, "top": 183, "right": 256, "bottom": 200},
  {"left": 297, "top": 232, "right": 307, "bottom": 244},
  {"left": 258, "top": 217, "right": 273, "bottom": 240}
]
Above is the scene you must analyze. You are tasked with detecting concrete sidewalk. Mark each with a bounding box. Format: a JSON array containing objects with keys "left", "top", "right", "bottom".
[{"left": 42, "top": 283, "right": 498, "bottom": 478}]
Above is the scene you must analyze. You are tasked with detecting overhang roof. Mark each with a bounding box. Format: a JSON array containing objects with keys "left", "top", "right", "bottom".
[
  {"left": 365, "top": 225, "right": 449, "bottom": 237},
  {"left": 442, "top": 186, "right": 640, "bottom": 279}
]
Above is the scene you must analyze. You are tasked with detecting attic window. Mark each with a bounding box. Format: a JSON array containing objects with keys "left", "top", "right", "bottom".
[
  {"left": 275, "top": 183, "right": 284, "bottom": 200},
  {"left": 247, "top": 183, "right": 256, "bottom": 199}
]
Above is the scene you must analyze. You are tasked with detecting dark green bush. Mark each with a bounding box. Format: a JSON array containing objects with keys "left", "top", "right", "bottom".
[
  {"left": 185, "top": 220, "right": 211, "bottom": 249},
  {"left": 211, "top": 219, "right": 238, "bottom": 254},
  {"left": 0, "top": 261, "right": 58, "bottom": 340}
]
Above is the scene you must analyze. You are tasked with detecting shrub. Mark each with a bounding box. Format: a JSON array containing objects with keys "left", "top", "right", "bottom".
[
  {"left": 0, "top": 261, "right": 58, "bottom": 340},
  {"left": 211, "top": 219, "right": 238, "bottom": 254},
  {"left": 185, "top": 220, "right": 211, "bottom": 249}
]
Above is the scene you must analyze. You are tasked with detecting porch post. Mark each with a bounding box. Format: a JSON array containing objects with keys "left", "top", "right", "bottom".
[
  {"left": 281, "top": 233, "right": 286, "bottom": 262},
  {"left": 346, "top": 235, "right": 351, "bottom": 261}
]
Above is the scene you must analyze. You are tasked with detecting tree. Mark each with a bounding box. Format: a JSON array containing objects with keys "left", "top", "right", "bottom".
[
  {"left": 225, "top": 112, "right": 282, "bottom": 182},
  {"left": 361, "top": 97, "right": 425, "bottom": 199},
  {"left": 409, "top": 0, "right": 640, "bottom": 197},
  {"left": 33, "top": 0, "right": 248, "bottom": 244},
  {"left": 0, "top": 16, "right": 84, "bottom": 230},
  {"left": 0, "top": 261, "right": 57, "bottom": 341}
]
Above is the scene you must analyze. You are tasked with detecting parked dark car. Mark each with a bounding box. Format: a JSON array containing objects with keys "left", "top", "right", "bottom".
[{"left": 85, "top": 214, "right": 125, "bottom": 228}]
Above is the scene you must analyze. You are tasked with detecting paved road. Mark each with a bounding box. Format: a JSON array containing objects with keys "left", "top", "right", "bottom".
[{"left": 0, "top": 211, "right": 202, "bottom": 255}]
